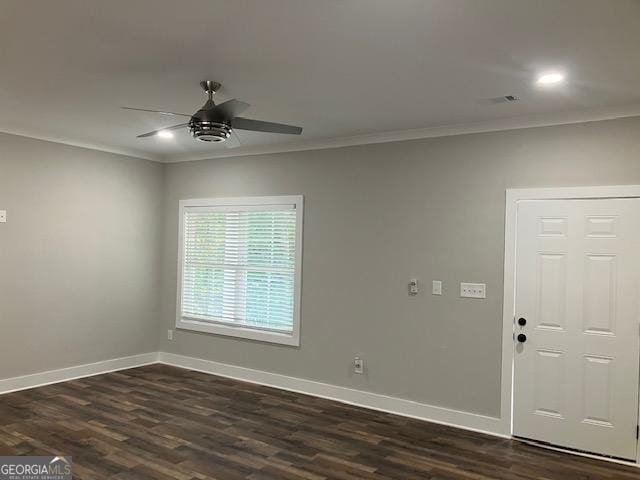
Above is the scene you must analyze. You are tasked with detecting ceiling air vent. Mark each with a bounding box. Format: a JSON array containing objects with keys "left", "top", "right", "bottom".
[{"left": 486, "top": 95, "right": 519, "bottom": 104}]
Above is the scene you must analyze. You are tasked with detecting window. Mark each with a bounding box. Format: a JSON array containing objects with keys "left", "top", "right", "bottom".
[{"left": 176, "top": 196, "right": 303, "bottom": 346}]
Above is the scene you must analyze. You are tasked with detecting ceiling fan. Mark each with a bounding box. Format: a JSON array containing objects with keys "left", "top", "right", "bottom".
[{"left": 122, "top": 80, "right": 303, "bottom": 144}]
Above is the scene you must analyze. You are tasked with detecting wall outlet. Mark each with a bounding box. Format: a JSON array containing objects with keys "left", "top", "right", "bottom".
[
  {"left": 460, "top": 282, "right": 486, "bottom": 299},
  {"left": 432, "top": 280, "right": 442, "bottom": 295},
  {"left": 167, "top": 329, "right": 174, "bottom": 341},
  {"left": 354, "top": 357, "right": 364, "bottom": 374},
  {"left": 408, "top": 278, "right": 419, "bottom": 296},
  {"left": 0, "top": 210, "right": 6, "bottom": 223}
]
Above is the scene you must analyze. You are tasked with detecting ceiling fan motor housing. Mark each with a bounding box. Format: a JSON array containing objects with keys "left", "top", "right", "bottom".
[
  {"left": 189, "top": 102, "right": 232, "bottom": 142},
  {"left": 189, "top": 120, "right": 232, "bottom": 142}
]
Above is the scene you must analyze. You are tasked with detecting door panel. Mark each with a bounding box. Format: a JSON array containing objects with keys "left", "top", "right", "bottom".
[
  {"left": 583, "top": 254, "right": 616, "bottom": 335},
  {"left": 582, "top": 354, "right": 613, "bottom": 427},
  {"left": 533, "top": 349, "right": 565, "bottom": 418},
  {"left": 513, "top": 199, "right": 640, "bottom": 460},
  {"left": 536, "top": 253, "right": 567, "bottom": 330}
]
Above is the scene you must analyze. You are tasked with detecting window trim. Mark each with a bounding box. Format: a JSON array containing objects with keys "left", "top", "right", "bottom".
[{"left": 175, "top": 195, "right": 303, "bottom": 347}]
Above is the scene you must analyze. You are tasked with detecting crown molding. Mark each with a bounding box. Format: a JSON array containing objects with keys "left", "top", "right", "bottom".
[
  {"left": 164, "top": 103, "right": 640, "bottom": 163},
  {"left": 3, "top": 103, "right": 640, "bottom": 164},
  {"left": 0, "top": 126, "right": 161, "bottom": 162}
]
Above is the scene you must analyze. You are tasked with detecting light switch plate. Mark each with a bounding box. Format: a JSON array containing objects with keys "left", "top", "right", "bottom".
[
  {"left": 432, "top": 280, "right": 442, "bottom": 295},
  {"left": 460, "top": 282, "right": 486, "bottom": 299},
  {"left": 0, "top": 210, "right": 6, "bottom": 223}
]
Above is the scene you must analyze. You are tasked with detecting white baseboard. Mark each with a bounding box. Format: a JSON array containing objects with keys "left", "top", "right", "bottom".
[
  {"left": 0, "top": 350, "right": 507, "bottom": 439},
  {"left": 0, "top": 352, "right": 158, "bottom": 395},
  {"left": 157, "top": 352, "right": 508, "bottom": 438},
  {"left": 5, "top": 350, "right": 638, "bottom": 465}
]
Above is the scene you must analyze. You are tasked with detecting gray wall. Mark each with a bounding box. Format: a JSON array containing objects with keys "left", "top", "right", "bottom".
[
  {"left": 0, "top": 133, "right": 164, "bottom": 379},
  {"left": 160, "top": 117, "right": 640, "bottom": 418},
  {"left": 2, "top": 117, "right": 639, "bottom": 418}
]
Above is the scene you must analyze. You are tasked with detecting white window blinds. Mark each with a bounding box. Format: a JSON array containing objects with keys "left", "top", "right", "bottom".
[{"left": 180, "top": 202, "right": 298, "bottom": 334}]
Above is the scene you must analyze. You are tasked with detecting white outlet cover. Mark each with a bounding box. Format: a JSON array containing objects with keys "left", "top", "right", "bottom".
[
  {"left": 460, "top": 282, "right": 486, "bottom": 299},
  {"left": 0, "top": 210, "right": 6, "bottom": 223},
  {"left": 432, "top": 280, "right": 442, "bottom": 295}
]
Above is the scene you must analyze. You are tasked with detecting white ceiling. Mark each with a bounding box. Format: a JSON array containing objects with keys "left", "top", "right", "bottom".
[{"left": 1, "top": 0, "right": 639, "bottom": 162}]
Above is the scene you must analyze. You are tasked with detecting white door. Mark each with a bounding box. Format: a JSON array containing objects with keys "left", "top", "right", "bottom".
[{"left": 513, "top": 198, "right": 640, "bottom": 460}]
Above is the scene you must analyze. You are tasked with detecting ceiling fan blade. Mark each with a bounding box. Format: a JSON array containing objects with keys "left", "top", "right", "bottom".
[
  {"left": 212, "top": 99, "right": 250, "bottom": 120},
  {"left": 231, "top": 117, "right": 302, "bottom": 135},
  {"left": 136, "top": 123, "right": 188, "bottom": 138},
  {"left": 225, "top": 130, "right": 242, "bottom": 149},
  {"left": 122, "top": 107, "right": 192, "bottom": 117}
]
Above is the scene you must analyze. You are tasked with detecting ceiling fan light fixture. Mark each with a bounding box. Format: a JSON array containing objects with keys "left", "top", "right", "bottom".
[{"left": 189, "top": 121, "right": 232, "bottom": 142}]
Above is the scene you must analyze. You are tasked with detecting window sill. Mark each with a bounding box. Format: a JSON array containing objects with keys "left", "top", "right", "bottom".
[{"left": 175, "top": 317, "right": 300, "bottom": 347}]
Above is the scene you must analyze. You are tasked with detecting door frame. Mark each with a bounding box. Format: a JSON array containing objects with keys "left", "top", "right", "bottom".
[{"left": 500, "top": 185, "right": 640, "bottom": 464}]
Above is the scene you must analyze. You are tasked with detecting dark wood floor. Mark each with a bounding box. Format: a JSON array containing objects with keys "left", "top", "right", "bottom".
[{"left": 0, "top": 365, "right": 638, "bottom": 480}]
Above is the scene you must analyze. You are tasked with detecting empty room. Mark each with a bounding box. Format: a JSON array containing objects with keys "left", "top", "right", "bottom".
[{"left": 2, "top": 1, "right": 640, "bottom": 479}]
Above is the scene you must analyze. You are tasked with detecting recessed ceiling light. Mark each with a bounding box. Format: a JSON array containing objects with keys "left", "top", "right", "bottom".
[
  {"left": 536, "top": 72, "right": 566, "bottom": 86},
  {"left": 157, "top": 130, "right": 174, "bottom": 139}
]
